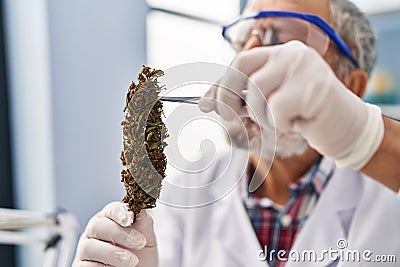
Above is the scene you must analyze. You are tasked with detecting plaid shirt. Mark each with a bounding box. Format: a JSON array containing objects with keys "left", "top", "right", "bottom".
[{"left": 243, "top": 157, "right": 334, "bottom": 267}]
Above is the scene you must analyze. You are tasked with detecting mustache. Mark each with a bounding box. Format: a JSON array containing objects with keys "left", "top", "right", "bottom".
[{"left": 224, "top": 117, "right": 309, "bottom": 159}]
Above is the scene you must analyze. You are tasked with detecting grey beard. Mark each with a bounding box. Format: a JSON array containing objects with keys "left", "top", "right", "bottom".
[{"left": 224, "top": 117, "right": 309, "bottom": 160}]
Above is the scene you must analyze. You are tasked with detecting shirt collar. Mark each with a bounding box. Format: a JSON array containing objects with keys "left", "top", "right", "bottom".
[{"left": 242, "top": 157, "right": 335, "bottom": 207}]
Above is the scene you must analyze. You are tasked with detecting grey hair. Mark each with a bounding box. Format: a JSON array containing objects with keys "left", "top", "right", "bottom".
[{"left": 329, "top": 0, "right": 377, "bottom": 78}]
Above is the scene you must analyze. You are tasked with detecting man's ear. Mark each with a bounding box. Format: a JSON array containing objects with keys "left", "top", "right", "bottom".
[{"left": 343, "top": 69, "right": 369, "bottom": 98}]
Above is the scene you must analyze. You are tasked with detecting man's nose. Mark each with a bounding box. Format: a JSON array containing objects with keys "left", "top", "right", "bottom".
[{"left": 242, "top": 30, "right": 262, "bottom": 51}]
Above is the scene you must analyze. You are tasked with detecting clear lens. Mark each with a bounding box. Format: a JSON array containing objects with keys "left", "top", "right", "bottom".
[
  {"left": 224, "top": 16, "right": 330, "bottom": 55},
  {"left": 225, "top": 19, "right": 255, "bottom": 52}
]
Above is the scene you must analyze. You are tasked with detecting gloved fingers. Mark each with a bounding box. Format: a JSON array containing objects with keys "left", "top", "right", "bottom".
[
  {"left": 130, "top": 210, "right": 157, "bottom": 247},
  {"left": 213, "top": 45, "right": 283, "bottom": 121},
  {"left": 267, "top": 84, "right": 303, "bottom": 132},
  {"left": 77, "top": 238, "right": 139, "bottom": 267},
  {"left": 215, "top": 84, "right": 243, "bottom": 121},
  {"left": 199, "top": 83, "right": 217, "bottom": 113},
  {"left": 292, "top": 118, "right": 316, "bottom": 140},
  {"left": 134, "top": 209, "right": 148, "bottom": 221},
  {"left": 199, "top": 81, "right": 249, "bottom": 118},
  {"left": 245, "top": 64, "right": 285, "bottom": 129},
  {"left": 268, "top": 68, "right": 335, "bottom": 132},
  {"left": 96, "top": 202, "right": 134, "bottom": 227},
  {"left": 86, "top": 216, "right": 147, "bottom": 250},
  {"left": 229, "top": 45, "right": 281, "bottom": 76},
  {"left": 248, "top": 41, "right": 331, "bottom": 132},
  {"left": 75, "top": 261, "right": 115, "bottom": 267}
]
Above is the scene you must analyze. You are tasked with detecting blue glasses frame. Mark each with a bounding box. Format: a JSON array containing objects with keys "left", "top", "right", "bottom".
[{"left": 222, "top": 10, "right": 358, "bottom": 68}]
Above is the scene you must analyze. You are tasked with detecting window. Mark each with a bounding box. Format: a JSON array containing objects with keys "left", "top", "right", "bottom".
[
  {"left": 146, "top": 0, "right": 243, "bottom": 23},
  {"left": 145, "top": 2, "right": 243, "bottom": 178}
]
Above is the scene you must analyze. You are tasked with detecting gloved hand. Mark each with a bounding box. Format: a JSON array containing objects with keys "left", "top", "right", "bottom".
[
  {"left": 72, "top": 202, "right": 158, "bottom": 267},
  {"left": 199, "top": 40, "right": 384, "bottom": 170}
]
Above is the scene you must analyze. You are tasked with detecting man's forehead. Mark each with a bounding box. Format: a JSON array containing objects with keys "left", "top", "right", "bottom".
[{"left": 245, "top": 0, "right": 331, "bottom": 22}]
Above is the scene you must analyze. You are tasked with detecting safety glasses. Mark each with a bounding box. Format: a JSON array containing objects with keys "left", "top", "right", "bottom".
[{"left": 222, "top": 11, "right": 358, "bottom": 68}]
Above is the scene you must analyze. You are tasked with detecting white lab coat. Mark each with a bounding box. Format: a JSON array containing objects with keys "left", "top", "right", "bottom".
[{"left": 153, "top": 149, "right": 400, "bottom": 267}]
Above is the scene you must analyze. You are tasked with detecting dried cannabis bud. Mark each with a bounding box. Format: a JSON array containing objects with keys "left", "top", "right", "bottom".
[{"left": 120, "top": 66, "right": 168, "bottom": 217}]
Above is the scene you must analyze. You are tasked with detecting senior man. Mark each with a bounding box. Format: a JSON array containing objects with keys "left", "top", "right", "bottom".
[{"left": 73, "top": 0, "right": 400, "bottom": 266}]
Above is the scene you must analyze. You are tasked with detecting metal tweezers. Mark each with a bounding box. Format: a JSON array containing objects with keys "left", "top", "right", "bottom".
[{"left": 159, "top": 96, "right": 201, "bottom": 105}]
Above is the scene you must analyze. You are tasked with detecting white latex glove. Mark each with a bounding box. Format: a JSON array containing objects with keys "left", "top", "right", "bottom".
[
  {"left": 72, "top": 202, "right": 158, "bottom": 267},
  {"left": 199, "top": 41, "right": 384, "bottom": 170}
]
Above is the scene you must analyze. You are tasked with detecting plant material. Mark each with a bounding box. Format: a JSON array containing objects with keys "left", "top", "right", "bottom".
[{"left": 120, "top": 66, "right": 168, "bottom": 218}]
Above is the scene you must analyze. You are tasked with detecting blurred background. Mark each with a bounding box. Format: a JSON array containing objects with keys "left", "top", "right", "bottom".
[{"left": 0, "top": 0, "right": 399, "bottom": 266}]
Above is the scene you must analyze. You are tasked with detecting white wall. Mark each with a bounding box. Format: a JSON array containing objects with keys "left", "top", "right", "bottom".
[
  {"left": 47, "top": 0, "right": 149, "bottom": 228},
  {"left": 4, "top": 0, "right": 149, "bottom": 266}
]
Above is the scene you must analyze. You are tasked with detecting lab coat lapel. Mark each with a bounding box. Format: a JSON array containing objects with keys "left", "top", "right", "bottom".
[
  {"left": 210, "top": 150, "right": 268, "bottom": 267},
  {"left": 338, "top": 177, "right": 400, "bottom": 267},
  {"left": 287, "top": 167, "right": 363, "bottom": 267},
  {"left": 214, "top": 185, "right": 268, "bottom": 267}
]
